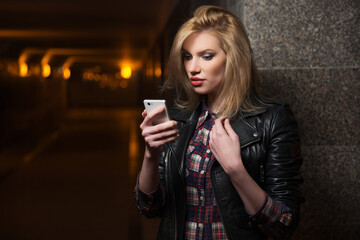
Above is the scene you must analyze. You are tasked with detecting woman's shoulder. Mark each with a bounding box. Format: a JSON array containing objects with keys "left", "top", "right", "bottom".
[
  {"left": 256, "top": 99, "right": 299, "bottom": 131},
  {"left": 262, "top": 99, "right": 292, "bottom": 114},
  {"left": 238, "top": 98, "right": 297, "bottom": 126},
  {"left": 261, "top": 99, "right": 295, "bottom": 118}
]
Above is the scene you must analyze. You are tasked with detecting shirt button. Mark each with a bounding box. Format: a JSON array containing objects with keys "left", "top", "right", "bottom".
[
  {"left": 200, "top": 196, "right": 204, "bottom": 201},
  {"left": 253, "top": 132, "right": 259, "bottom": 137},
  {"left": 198, "top": 223, "right": 203, "bottom": 228},
  {"left": 206, "top": 149, "right": 211, "bottom": 154},
  {"left": 200, "top": 170, "right": 205, "bottom": 174}
]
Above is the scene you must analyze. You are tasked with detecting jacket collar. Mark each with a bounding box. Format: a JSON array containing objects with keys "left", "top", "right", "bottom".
[
  {"left": 168, "top": 103, "right": 267, "bottom": 178},
  {"left": 170, "top": 105, "right": 202, "bottom": 126},
  {"left": 170, "top": 98, "right": 269, "bottom": 121}
]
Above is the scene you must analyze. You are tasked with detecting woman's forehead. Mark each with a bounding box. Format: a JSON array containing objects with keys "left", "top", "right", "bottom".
[{"left": 183, "top": 31, "right": 221, "bottom": 53}]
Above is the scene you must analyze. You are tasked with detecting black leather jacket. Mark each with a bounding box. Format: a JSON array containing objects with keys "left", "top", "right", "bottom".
[{"left": 137, "top": 101, "right": 304, "bottom": 240}]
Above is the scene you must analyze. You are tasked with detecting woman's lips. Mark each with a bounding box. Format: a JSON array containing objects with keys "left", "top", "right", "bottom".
[{"left": 191, "top": 78, "right": 204, "bottom": 86}]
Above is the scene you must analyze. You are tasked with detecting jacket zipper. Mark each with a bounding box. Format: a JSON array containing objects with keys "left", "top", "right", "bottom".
[
  {"left": 260, "top": 164, "right": 265, "bottom": 183},
  {"left": 168, "top": 149, "right": 177, "bottom": 240},
  {"left": 210, "top": 163, "right": 232, "bottom": 240}
]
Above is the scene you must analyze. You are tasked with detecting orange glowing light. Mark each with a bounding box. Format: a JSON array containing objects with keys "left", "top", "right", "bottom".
[
  {"left": 63, "top": 67, "right": 71, "bottom": 80},
  {"left": 19, "top": 62, "right": 28, "bottom": 77},
  {"left": 94, "top": 73, "right": 101, "bottom": 82},
  {"left": 155, "top": 67, "right": 162, "bottom": 78},
  {"left": 88, "top": 72, "right": 94, "bottom": 81},
  {"left": 129, "top": 119, "right": 140, "bottom": 176},
  {"left": 42, "top": 64, "right": 51, "bottom": 78},
  {"left": 146, "top": 67, "right": 153, "bottom": 77},
  {"left": 121, "top": 66, "right": 132, "bottom": 79}
]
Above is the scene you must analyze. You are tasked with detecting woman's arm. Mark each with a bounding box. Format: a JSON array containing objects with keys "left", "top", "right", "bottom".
[
  {"left": 209, "top": 117, "right": 266, "bottom": 215},
  {"left": 210, "top": 105, "right": 304, "bottom": 238},
  {"left": 134, "top": 107, "right": 179, "bottom": 217},
  {"left": 138, "top": 106, "right": 179, "bottom": 193}
]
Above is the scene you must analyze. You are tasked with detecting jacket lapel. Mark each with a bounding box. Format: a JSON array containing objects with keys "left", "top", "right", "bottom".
[
  {"left": 231, "top": 117, "right": 262, "bottom": 148},
  {"left": 167, "top": 105, "right": 267, "bottom": 176},
  {"left": 167, "top": 106, "right": 201, "bottom": 177},
  {"left": 231, "top": 108, "right": 267, "bottom": 148}
]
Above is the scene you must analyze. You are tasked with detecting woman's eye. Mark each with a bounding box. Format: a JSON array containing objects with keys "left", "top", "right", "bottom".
[
  {"left": 183, "top": 54, "right": 192, "bottom": 61},
  {"left": 203, "top": 55, "right": 214, "bottom": 61}
]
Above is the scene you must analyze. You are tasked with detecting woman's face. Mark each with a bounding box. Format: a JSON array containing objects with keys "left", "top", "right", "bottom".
[{"left": 183, "top": 31, "right": 226, "bottom": 99}]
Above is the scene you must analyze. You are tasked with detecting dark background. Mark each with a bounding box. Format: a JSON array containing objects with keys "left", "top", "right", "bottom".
[{"left": 0, "top": 0, "right": 359, "bottom": 239}]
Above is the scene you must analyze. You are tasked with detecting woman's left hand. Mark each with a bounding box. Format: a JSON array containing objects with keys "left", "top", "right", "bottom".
[{"left": 209, "top": 117, "right": 244, "bottom": 175}]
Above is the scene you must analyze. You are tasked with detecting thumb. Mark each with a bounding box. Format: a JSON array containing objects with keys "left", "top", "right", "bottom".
[{"left": 223, "top": 118, "right": 236, "bottom": 137}]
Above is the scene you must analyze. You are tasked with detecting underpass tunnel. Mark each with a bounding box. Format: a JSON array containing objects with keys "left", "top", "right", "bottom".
[
  {"left": 0, "top": 0, "right": 184, "bottom": 149},
  {"left": 0, "top": 0, "right": 196, "bottom": 239}
]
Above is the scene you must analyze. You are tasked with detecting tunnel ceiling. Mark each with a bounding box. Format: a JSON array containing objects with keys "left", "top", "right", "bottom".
[{"left": 0, "top": 0, "right": 178, "bottom": 71}]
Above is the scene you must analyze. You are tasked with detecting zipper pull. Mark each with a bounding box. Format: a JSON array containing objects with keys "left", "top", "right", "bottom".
[{"left": 260, "top": 164, "right": 265, "bottom": 183}]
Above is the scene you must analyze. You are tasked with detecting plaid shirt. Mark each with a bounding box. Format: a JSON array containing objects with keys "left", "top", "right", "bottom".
[
  {"left": 134, "top": 100, "right": 294, "bottom": 239},
  {"left": 184, "top": 101, "right": 224, "bottom": 240}
]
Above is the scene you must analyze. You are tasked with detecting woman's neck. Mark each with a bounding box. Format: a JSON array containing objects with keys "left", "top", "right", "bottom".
[{"left": 207, "top": 94, "right": 221, "bottom": 114}]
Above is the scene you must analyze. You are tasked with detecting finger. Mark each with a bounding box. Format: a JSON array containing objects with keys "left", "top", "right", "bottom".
[
  {"left": 214, "top": 117, "right": 227, "bottom": 134},
  {"left": 142, "top": 109, "right": 147, "bottom": 118},
  {"left": 223, "top": 118, "right": 235, "bottom": 135},
  {"left": 224, "top": 118, "right": 235, "bottom": 132},
  {"left": 223, "top": 119, "right": 240, "bottom": 144},
  {"left": 142, "top": 106, "right": 166, "bottom": 126},
  {"left": 149, "top": 135, "right": 179, "bottom": 148},
  {"left": 147, "top": 106, "right": 165, "bottom": 119},
  {"left": 152, "top": 128, "right": 179, "bottom": 141},
  {"left": 142, "top": 120, "right": 178, "bottom": 136},
  {"left": 209, "top": 130, "right": 214, "bottom": 146},
  {"left": 154, "top": 120, "right": 177, "bottom": 132},
  {"left": 145, "top": 131, "right": 179, "bottom": 148}
]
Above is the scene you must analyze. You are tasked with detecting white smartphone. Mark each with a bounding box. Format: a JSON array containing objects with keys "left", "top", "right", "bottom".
[{"left": 143, "top": 99, "right": 170, "bottom": 125}]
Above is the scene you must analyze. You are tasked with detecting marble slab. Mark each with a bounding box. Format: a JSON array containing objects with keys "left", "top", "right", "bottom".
[
  {"left": 260, "top": 67, "right": 360, "bottom": 146},
  {"left": 244, "top": 0, "right": 360, "bottom": 68},
  {"left": 293, "top": 145, "right": 360, "bottom": 240}
]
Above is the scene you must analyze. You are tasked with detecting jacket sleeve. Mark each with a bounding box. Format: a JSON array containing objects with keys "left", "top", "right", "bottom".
[
  {"left": 133, "top": 179, "right": 165, "bottom": 218},
  {"left": 261, "top": 103, "right": 305, "bottom": 237},
  {"left": 133, "top": 149, "right": 167, "bottom": 218}
]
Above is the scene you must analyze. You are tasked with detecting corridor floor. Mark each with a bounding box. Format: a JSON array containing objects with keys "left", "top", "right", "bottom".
[{"left": 0, "top": 108, "right": 160, "bottom": 240}]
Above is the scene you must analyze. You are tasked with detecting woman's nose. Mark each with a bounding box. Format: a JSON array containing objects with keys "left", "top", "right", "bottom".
[{"left": 188, "top": 59, "right": 200, "bottom": 75}]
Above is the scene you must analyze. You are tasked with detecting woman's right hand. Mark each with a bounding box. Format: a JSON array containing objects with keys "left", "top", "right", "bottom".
[{"left": 140, "top": 106, "right": 179, "bottom": 158}]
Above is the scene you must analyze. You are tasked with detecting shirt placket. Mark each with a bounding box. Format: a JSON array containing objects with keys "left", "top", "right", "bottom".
[
  {"left": 196, "top": 148, "right": 207, "bottom": 239},
  {"left": 198, "top": 129, "right": 213, "bottom": 239}
]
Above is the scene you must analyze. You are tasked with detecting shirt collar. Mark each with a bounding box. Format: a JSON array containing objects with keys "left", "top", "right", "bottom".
[{"left": 196, "top": 98, "right": 216, "bottom": 128}]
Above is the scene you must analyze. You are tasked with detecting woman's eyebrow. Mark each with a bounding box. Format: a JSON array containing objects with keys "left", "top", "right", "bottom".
[
  {"left": 182, "top": 48, "right": 214, "bottom": 55},
  {"left": 182, "top": 48, "right": 189, "bottom": 53},
  {"left": 198, "top": 49, "right": 214, "bottom": 54}
]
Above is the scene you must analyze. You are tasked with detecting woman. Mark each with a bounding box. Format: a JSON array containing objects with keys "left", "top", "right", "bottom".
[{"left": 134, "top": 5, "right": 304, "bottom": 240}]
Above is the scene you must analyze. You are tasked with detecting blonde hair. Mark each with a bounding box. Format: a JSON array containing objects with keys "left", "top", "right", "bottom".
[{"left": 164, "top": 5, "right": 261, "bottom": 118}]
